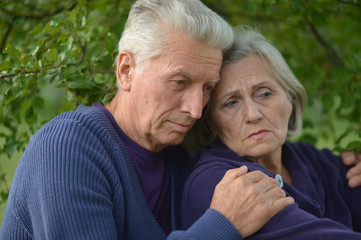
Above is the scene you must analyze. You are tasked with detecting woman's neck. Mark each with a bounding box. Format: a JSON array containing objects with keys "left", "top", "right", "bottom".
[{"left": 247, "top": 149, "right": 293, "bottom": 185}]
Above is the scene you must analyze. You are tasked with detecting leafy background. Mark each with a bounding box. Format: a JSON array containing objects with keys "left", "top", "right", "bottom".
[{"left": 0, "top": 0, "right": 360, "bottom": 225}]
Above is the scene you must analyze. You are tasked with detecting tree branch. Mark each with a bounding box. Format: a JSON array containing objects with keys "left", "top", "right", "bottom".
[
  {"left": 0, "top": 16, "right": 17, "bottom": 54},
  {"left": 0, "top": 70, "right": 40, "bottom": 79},
  {"left": 0, "top": 2, "right": 77, "bottom": 19},
  {"left": 305, "top": 18, "right": 344, "bottom": 68},
  {"left": 339, "top": 0, "right": 361, "bottom": 8}
]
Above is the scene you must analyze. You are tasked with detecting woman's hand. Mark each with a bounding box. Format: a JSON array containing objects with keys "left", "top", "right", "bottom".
[{"left": 341, "top": 152, "right": 361, "bottom": 188}]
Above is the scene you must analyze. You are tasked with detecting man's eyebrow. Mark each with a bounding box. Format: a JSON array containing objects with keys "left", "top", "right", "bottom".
[
  {"left": 173, "top": 70, "right": 196, "bottom": 80},
  {"left": 172, "top": 70, "right": 220, "bottom": 83},
  {"left": 209, "top": 78, "right": 220, "bottom": 83}
]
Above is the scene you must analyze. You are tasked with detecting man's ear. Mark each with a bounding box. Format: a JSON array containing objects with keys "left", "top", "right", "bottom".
[{"left": 116, "top": 51, "right": 135, "bottom": 91}]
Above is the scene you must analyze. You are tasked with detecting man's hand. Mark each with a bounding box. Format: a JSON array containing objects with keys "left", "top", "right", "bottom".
[
  {"left": 341, "top": 152, "right": 361, "bottom": 188},
  {"left": 210, "top": 166, "right": 294, "bottom": 238}
]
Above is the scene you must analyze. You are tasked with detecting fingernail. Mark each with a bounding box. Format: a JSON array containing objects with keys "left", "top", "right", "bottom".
[
  {"left": 343, "top": 155, "right": 354, "bottom": 164},
  {"left": 349, "top": 179, "right": 358, "bottom": 188},
  {"left": 239, "top": 165, "right": 248, "bottom": 171},
  {"left": 347, "top": 170, "right": 355, "bottom": 179}
]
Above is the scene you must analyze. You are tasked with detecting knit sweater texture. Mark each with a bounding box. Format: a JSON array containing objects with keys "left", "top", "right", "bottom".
[
  {"left": 0, "top": 105, "right": 241, "bottom": 240},
  {"left": 181, "top": 139, "right": 361, "bottom": 239}
]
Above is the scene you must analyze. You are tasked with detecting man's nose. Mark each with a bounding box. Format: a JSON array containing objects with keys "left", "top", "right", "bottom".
[{"left": 180, "top": 88, "right": 204, "bottom": 119}]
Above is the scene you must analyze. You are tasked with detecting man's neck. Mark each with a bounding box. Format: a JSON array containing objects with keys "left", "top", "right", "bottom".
[{"left": 105, "top": 93, "right": 165, "bottom": 152}]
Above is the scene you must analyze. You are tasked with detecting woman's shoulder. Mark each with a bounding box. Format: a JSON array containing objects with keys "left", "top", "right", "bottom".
[
  {"left": 285, "top": 141, "right": 340, "bottom": 164},
  {"left": 195, "top": 139, "right": 272, "bottom": 176}
]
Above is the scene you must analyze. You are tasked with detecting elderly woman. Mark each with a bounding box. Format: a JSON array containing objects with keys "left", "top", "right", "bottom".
[{"left": 181, "top": 29, "right": 361, "bottom": 239}]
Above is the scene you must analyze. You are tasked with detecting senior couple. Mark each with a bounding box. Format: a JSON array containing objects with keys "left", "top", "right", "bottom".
[{"left": 1, "top": 0, "right": 360, "bottom": 239}]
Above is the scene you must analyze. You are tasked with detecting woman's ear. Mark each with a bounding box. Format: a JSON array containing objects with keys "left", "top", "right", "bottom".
[{"left": 116, "top": 51, "right": 135, "bottom": 91}]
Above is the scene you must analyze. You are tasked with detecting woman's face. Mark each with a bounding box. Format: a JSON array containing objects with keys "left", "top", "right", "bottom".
[{"left": 210, "top": 54, "right": 292, "bottom": 161}]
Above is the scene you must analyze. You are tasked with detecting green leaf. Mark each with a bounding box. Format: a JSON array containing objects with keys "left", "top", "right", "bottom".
[
  {"left": 21, "top": 55, "right": 32, "bottom": 68},
  {"left": 0, "top": 61, "right": 13, "bottom": 71},
  {"left": 94, "top": 74, "right": 106, "bottom": 84},
  {"left": 34, "top": 96, "right": 45, "bottom": 108},
  {"left": 335, "top": 126, "right": 355, "bottom": 145},
  {"left": 70, "top": 8, "right": 79, "bottom": 25},
  {"left": 45, "top": 48, "right": 58, "bottom": 62},
  {"left": 20, "top": 101, "right": 31, "bottom": 116},
  {"left": 0, "top": 124, "right": 12, "bottom": 136},
  {"left": 25, "top": 106, "right": 36, "bottom": 125},
  {"left": 102, "top": 92, "right": 115, "bottom": 104},
  {"left": 346, "top": 141, "right": 361, "bottom": 152},
  {"left": 4, "top": 139, "right": 18, "bottom": 157},
  {"left": 3, "top": 44, "right": 22, "bottom": 64},
  {"left": 0, "top": 83, "right": 12, "bottom": 95}
]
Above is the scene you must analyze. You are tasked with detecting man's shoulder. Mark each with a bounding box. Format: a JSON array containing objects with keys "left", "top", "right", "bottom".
[{"left": 35, "top": 105, "right": 109, "bottom": 140}]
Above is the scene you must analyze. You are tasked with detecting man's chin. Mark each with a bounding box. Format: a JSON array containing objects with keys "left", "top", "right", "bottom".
[{"left": 165, "top": 134, "right": 186, "bottom": 146}]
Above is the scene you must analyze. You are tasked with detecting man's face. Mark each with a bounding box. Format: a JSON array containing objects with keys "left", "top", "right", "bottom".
[{"left": 127, "top": 32, "right": 223, "bottom": 152}]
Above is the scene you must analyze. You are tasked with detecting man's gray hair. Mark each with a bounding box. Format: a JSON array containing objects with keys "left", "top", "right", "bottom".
[
  {"left": 222, "top": 27, "right": 307, "bottom": 136},
  {"left": 118, "top": 0, "right": 234, "bottom": 71}
]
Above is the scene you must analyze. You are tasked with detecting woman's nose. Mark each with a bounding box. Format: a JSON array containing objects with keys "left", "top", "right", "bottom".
[{"left": 244, "top": 101, "right": 262, "bottom": 123}]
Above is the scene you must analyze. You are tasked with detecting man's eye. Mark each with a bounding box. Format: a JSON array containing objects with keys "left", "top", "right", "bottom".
[
  {"left": 171, "top": 80, "right": 187, "bottom": 90},
  {"left": 204, "top": 85, "right": 213, "bottom": 91},
  {"left": 175, "top": 80, "right": 185, "bottom": 85}
]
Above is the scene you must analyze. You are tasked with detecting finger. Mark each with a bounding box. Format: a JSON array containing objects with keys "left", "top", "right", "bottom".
[
  {"left": 348, "top": 175, "right": 361, "bottom": 188},
  {"left": 234, "top": 165, "right": 249, "bottom": 178},
  {"left": 341, "top": 152, "right": 356, "bottom": 166},
  {"left": 251, "top": 177, "right": 279, "bottom": 194},
  {"left": 346, "top": 162, "right": 361, "bottom": 179},
  {"left": 272, "top": 196, "right": 295, "bottom": 213},
  {"left": 355, "top": 153, "right": 361, "bottom": 164},
  {"left": 241, "top": 170, "right": 271, "bottom": 185},
  {"left": 220, "top": 166, "right": 249, "bottom": 185}
]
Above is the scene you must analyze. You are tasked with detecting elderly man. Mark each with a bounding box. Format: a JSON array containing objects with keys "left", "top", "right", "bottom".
[{"left": 0, "top": 1, "right": 294, "bottom": 239}]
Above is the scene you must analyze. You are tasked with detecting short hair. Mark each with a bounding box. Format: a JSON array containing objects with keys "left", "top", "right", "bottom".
[
  {"left": 220, "top": 27, "right": 307, "bottom": 136},
  {"left": 118, "top": 0, "right": 234, "bottom": 71}
]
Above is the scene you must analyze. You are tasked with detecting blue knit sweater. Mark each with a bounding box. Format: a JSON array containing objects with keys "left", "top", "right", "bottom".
[{"left": 0, "top": 105, "right": 241, "bottom": 239}]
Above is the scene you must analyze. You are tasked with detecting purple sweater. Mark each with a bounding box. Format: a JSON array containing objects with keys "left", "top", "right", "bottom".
[
  {"left": 94, "top": 102, "right": 171, "bottom": 234},
  {"left": 181, "top": 139, "right": 361, "bottom": 239}
]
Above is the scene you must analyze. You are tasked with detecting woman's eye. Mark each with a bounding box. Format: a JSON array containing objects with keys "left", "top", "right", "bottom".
[
  {"left": 256, "top": 88, "right": 272, "bottom": 98},
  {"left": 262, "top": 91, "right": 272, "bottom": 97},
  {"left": 223, "top": 100, "right": 237, "bottom": 108}
]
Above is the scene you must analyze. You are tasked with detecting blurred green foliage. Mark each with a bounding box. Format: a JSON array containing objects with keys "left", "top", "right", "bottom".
[{"left": 0, "top": 0, "right": 360, "bottom": 219}]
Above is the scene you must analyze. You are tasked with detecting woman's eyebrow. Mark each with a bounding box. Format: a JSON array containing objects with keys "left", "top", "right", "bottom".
[
  {"left": 252, "top": 81, "right": 274, "bottom": 90},
  {"left": 221, "top": 90, "right": 240, "bottom": 99}
]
